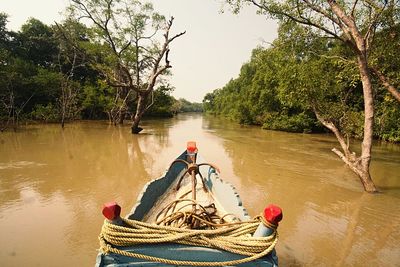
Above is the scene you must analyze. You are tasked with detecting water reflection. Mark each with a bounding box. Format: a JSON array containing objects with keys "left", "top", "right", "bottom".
[{"left": 0, "top": 114, "right": 399, "bottom": 266}]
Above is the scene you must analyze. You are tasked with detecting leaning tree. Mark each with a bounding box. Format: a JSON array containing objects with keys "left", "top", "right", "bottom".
[
  {"left": 226, "top": 0, "right": 400, "bottom": 192},
  {"left": 68, "top": 0, "right": 185, "bottom": 133}
]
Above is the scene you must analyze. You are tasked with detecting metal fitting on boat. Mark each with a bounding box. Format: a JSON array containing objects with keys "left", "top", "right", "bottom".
[{"left": 253, "top": 204, "right": 283, "bottom": 237}]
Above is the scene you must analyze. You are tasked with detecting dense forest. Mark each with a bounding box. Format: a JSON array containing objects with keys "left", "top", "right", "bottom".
[
  {"left": 204, "top": 18, "right": 400, "bottom": 143},
  {"left": 0, "top": 7, "right": 202, "bottom": 132}
]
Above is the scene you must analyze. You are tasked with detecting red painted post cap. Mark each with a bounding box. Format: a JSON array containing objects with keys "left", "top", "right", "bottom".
[
  {"left": 187, "top": 141, "right": 198, "bottom": 154},
  {"left": 102, "top": 202, "right": 121, "bottom": 220},
  {"left": 263, "top": 204, "right": 283, "bottom": 225}
]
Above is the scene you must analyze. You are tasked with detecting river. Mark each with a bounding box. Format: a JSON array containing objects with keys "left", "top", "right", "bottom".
[{"left": 0, "top": 114, "right": 399, "bottom": 266}]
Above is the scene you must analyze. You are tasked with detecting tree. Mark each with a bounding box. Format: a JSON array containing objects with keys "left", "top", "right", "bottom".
[
  {"left": 0, "top": 15, "right": 38, "bottom": 130},
  {"left": 68, "top": 0, "right": 185, "bottom": 133},
  {"left": 177, "top": 98, "right": 203, "bottom": 113},
  {"left": 203, "top": 40, "right": 318, "bottom": 132},
  {"left": 55, "top": 20, "right": 92, "bottom": 128},
  {"left": 0, "top": 13, "right": 11, "bottom": 130},
  {"left": 17, "top": 18, "right": 58, "bottom": 68},
  {"left": 145, "top": 85, "right": 176, "bottom": 117},
  {"left": 224, "top": 0, "right": 400, "bottom": 192},
  {"left": 56, "top": 47, "right": 82, "bottom": 128}
]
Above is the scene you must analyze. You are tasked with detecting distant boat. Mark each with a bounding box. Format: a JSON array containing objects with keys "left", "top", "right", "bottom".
[{"left": 96, "top": 142, "right": 282, "bottom": 266}]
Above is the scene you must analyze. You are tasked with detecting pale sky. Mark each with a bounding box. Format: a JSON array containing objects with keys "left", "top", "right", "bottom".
[{"left": 1, "top": 0, "right": 277, "bottom": 102}]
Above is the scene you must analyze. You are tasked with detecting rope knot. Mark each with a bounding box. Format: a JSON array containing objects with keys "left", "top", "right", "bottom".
[{"left": 101, "top": 243, "right": 112, "bottom": 254}]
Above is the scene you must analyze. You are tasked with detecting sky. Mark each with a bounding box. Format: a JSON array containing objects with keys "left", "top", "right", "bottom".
[{"left": 1, "top": 0, "right": 278, "bottom": 102}]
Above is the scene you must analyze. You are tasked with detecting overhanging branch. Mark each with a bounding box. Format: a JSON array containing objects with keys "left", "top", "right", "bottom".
[{"left": 370, "top": 66, "right": 400, "bottom": 103}]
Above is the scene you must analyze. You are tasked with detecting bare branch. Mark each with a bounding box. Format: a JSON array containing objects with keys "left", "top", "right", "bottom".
[
  {"left": 363, "top": 0, "right": 381, "bottom": 10},
  {"left": 144, "top": 16, "right": 185, "bottom": 93},
  {"left": 312, "top": 105, "right": 355, "bottom": 160},
  {"left": 351, "top": 0, "right": 359, "bottom": 17},
  {"left": 250, "top": 0, "right": 346, "bottom": 42},
  {"left": 168, "top": 30, "right": 186, "bottom": 44},
  {"left": 364, "top": 1, "right": 387, "bottom": 50},
  {"left": 139, "top": 28, "right": 159, "bottom": 40},
  {"left": 165, "top": 49, "right": 170, "bottom": 67},
  {"left": 54, "top": 22, "right": 88, "bottom": 60},
  {"left": 118, "top": 41, "right": 132, "bottom": 57},
  {"left": 72, "top": 0, "right": 119, "bottom": 55},
  {"left": 309, "top": 50, "right": 354, "bottom": 63},
  {"left": 302, "top": 0, "right": 340, "bottom": 26},
  {"left": 144, "top": 91, "right": 154, "bottom": 112},
  {"left": 370, "top": 66, "right": 400, "bottom": 103},
  {"left": 16, "top": 93, "right": 35, "bottom": 116}
]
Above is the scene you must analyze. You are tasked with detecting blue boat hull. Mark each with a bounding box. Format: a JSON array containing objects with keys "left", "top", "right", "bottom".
[{"left": 96, "top": 152, "right": 278, "bottom": 266}]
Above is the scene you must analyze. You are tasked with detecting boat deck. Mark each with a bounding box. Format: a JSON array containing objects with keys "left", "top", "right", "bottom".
[{"left": 143, "top": 171, "right": 236, "bottom": 225}]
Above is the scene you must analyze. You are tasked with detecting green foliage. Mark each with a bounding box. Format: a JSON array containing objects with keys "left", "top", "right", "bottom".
[
  {"left": 204, "top": 20, "right": 400, "bottom": 141},
  {"left": 375, "top": 96, "right": 400, "bottom": 142},
  {"left": 30, "top": 103, "right": 60, "bottom": 122},
  {"left": 17, "top": 18, "right": 58, "bottom": 67},
  {"left": 146, "top": 85, "right": 175, "bottom": 117},
  {"left": 177, "top": 98, "right": 203, "bottom": 113},
  {"left": 80, "top": 80, "right": 114, "bottom": 119},
  {"left": 203, "top": 23, "right": 318, "bottom": 132},
  {"left": 145, "top": 86, "right": 203, "bottom": 117},
  {"left": 262, "top": 112, "right": 316, "bottom": 133}
]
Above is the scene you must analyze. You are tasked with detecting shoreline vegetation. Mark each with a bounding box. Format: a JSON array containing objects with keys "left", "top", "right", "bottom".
[
  {"left": 0, "top": 13, "right": 202, "bottom": 131},
  {"left": 202, "top": 24, "right": 400, "bottom": 143},
  {"left": 0, "top": 97, "right": 203, "bottom": 132},
  {"left": 1, "top": 11, "right": 398, "bottom": 142}
]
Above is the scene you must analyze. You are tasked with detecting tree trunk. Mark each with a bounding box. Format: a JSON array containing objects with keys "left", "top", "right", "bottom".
[
  {"left": 107, "top": 112, "right": 112, "bottom": 124},
  {"left": 328, "top": 3, "right": 378, "bottom": 192},
  {"left": 116, "top": 110, "right": 124, "bottom": 125},
  {"left": 356, "top": 53, "right": 378, "bottom": 193},
  {"left": 313, "top": 101, "right": 377, "bottom": 192},
  {"left": 61, "top": 102, "right": 66, "bottom": 129},
  {"left": 131, "top": 94, "right": 147, "bottom": 134}
]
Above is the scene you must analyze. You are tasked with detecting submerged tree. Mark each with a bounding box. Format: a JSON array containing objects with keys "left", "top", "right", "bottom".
[
  {"left": 68, "top": 0, "right": 185, "bottom": 133},
  {"left": 225, "top": 0, "right": 400, "bottom": 192},
  {"left": 55, "top": 21, "right": 83, "bottom": 128}
]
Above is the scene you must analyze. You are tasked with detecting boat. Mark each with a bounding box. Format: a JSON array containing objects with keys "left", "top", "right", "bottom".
[{"left": 96, "top": 142, "right": 282, "bottom": 267}]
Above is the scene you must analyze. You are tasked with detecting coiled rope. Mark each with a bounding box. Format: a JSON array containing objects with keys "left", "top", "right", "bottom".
[
  {"left": 99, "top": 214, "right": 278, "bottom": 266},
  {"left": 155, "top": 193, "right": 241, "bottom": 229}
]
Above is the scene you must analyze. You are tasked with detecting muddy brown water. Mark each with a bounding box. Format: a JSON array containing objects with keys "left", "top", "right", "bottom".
[{"left": 0, "top": 114, "right": 399, "bottom": 266}]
